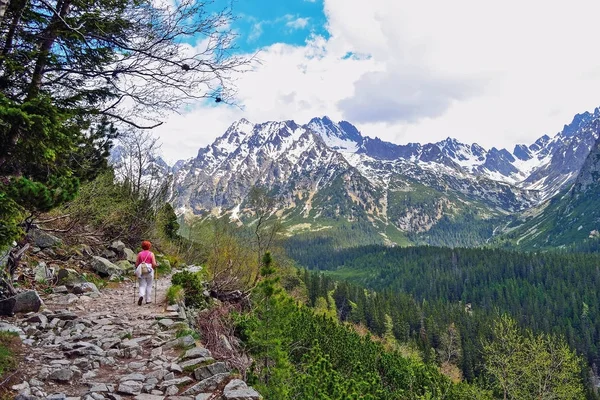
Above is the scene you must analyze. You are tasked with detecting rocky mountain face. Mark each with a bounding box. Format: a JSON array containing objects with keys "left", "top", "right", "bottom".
[
  {"left": 156, "top": 108, "right": 600, "bottom": 247},
  {"left": 501, "top": 130, "right": 600, "bottom": 249}
]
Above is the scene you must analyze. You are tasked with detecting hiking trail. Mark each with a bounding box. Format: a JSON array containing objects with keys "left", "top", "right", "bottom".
[{"left": 3, "top": 275, "right": 261, "bottom": 400}]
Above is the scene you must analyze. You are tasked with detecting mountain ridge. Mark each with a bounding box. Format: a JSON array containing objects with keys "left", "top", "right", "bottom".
[{"left": 112, "top": 107, "right": 600, "bottom": 248}]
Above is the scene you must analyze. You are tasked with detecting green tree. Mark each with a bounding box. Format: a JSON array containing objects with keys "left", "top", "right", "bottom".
[
  {"left": 0, "top": 0, "right": 251, "bottom": 293},
  {"left": 483, "top": 315, "right": 584, "bottom": 400}
]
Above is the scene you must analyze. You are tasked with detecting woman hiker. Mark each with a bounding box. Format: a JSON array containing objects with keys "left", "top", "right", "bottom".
[{"left": 135, "top": 240, "right": 157, "bottom": 305}]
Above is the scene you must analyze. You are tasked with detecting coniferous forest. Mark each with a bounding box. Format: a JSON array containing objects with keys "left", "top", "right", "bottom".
[{"left": 285, "top": 239, "right": 600, "bottom": 398}]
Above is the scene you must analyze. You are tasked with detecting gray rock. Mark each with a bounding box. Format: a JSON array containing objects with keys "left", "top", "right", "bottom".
[
  {"left": 128, "top": 361, "right": 147, "bottom": 370},
  {"left": 50, "top": 311, "right": 78, "bottom": 320},
  {"left": 163, "top": 335, "right": 195, "bottom": 350},
  {"left": 72, "top": 282, "right": 99, "bottom": 295},
  {"left": 54, "top": 285, "right": 69, "bottom": 294},
  {"left": 134, "top": 395, "right": 164, "bottom": 400},
  {"left": 222, "top": 388, "right": 262, "bottom": 400},
  {"left": 89, "top": 384, "right": 109, "bottom": 392},
  {"left": 169, "top": 363, "right": 182, "bottom": 373},
  {"left": 157, "top": 319, "right": 174, "bottom": 328},
  {"left": 29, "top": 229, "right": 62, "bottom": 248},
  {"left": 14, "top": 395, "right": 36, "bottom": 400},
  {"left": 123, "top": 248, "right": 137, "bottom": 263},
  {"left": 182, "top": 347, "right": 211, "bottom": 360},
  {"left": 109, "top": 241, "right": 126, "bottom": 253},
  {"left": 180, "top": 373, "right": 229, "bottom": 396},
  {"left": 165, "top": 305, "right": 179, "bottom": 312},
  {"left": 48, "top": 368, "right": 73, "bottom": 382},
  {"left": 12, "top": 381, "right": 29, "bottom": 391},
  {"left": 117, "top": 381, "right": 143, "bottom": 395},
  {"left": 46, "top": 394, "right": 67, "bottom": 400},
  {"left": 25, "top": 313, "right": 48, "bottom": 326},
  {"left": 158, "top": 377, "right": 193, "bottom": 389},
  {"left": 90, "top": 257, "right": 122, "bottom": 277},
  {"left": 55, "top": 293, "right": 79, "bottom": 305},
  {"left": 29, "top": 378, "right": 44, "bottom": 387},
  {"left": 114, "top": 260, "right": 133, "bottom": 271},
  {"left": 222, "top": 380, "right": 262, "bottom": 400},
  {"left": 34, "top": 262, "right": 54, "bottom": 282},
  {"left": 0, "top": 290, "right": 43, "bottom": 316},
  {"left": 223, "top": 380, "right": 246, "bottom": 391},
  {"left": 56, "top": 268, "right": 86, "bottom": 287},
  {"left": 101, "top": 249, "right": 117, "bottom": 259},
  {"left": 180, "top": 357, "right": 213, "bottom": 370},
  {"left": 146, "top": 369, "right": 166, "bottom": 381},
  {"left": 90, "top": 394, "right": 105, "bottom": 400},
  {"left": 119, "top": 373, "right": 145, "bottom": 382},
  {"left": 193, "top": 362, "right": 229, "bottom": 381},
  {"left": 194, "top": 395, "right": 211, "bottom": 400},
  {"left": 162, "top": 372, "right": 174, "bottom": 382},
  {"left": 165, "top": 386, "right": 179, "bottom": 396},
  {"left": 169, "top": 397, "right": 193, "bottom": 400},
  {"left": 106, "top": 394, "right": 122, "bottom": 400}
]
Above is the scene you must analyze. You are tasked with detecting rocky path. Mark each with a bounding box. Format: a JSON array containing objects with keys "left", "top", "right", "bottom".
[{"left": 3, "top": 276, "right": 261, "bottom": 400}]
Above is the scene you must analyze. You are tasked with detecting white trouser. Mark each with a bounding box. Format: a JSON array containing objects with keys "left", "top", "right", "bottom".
[{"left": 138, "top": 272, "right": 154, "bottom": 301}]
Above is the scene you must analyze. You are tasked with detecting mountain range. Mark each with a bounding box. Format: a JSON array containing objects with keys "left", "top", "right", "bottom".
[{"left": 114, "top": 107, "right": 600, "bottom": 248}]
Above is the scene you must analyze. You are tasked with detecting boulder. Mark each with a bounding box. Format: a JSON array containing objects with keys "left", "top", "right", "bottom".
[
  {"left": 163, "top": 335, "right": 195, "bottom": 350},
  {"left": 193, "top": 362, "right": 229, "bottom": 381},
  {"left": 118, "top": 381, "right": 143, "bottom": 395},
  {"left": 101, "top": 249, "right": 117, "bottom": 259},
  {"left": 180, "top": 373, "right": 229, "bottom": 396},
  {"left": 115, "top": 260, "right": 133, "bottom": 272},
  {"left": 182, "top": 347, "right": 211, "bottom": 360},
  {"left": 34, "top": 262, "right": 54, "bottom": 282},
  {"left": 0, "top": 290, "right": 43, "bottom": 316},
  {"left": 72, "top": 282, "right": 99, "bottom": 294},
  {"left": 48, "top": 368, "right": 73, "bottom": 382},
  {"left": 56, "top": 268, "right": 85, "bottom": 286},
  {"left": 109, "top": 241, "right": 126, "bottom": 253},
  {"left": 53, "top": 285, "right": 69, "bottom": 294},
  {"left": 222, "top": 380, "right": 262, "bottom": 400},
  {"left": 123, "top": 248, "right": 137, "bottom": 263},
  {"left": 28, "top": 229, "right": 62, "bottom": 248},
  {"left": 90, "top": 257, "right": 122, "bottom": 277}
]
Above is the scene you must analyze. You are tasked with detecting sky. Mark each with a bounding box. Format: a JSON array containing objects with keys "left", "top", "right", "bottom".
[{"left": 153, "top": 0, "right": 600, "bottom": 163}]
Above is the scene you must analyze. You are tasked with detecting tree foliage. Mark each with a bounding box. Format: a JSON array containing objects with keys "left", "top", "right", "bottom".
[
  {"left": 0, "top": 0, "right": 250, "bottom": 248},
  {"left": 483, "top": 314, "right": 584, "bottom": 400}
]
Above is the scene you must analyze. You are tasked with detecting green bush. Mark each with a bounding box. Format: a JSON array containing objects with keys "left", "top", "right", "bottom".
[
  {"left": 171, "top": 270, "right": 206, "bottom": 308},
  {"left": 0, "top": 331, "right": 19, "bottom": 378},
  {"left": 166, "top": 284, "right": 185, "bottom": 305}
]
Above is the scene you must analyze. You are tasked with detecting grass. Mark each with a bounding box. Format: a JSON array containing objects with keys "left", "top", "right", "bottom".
[
  {"left": 175, "top": 327, "right": 200, "bottom": 340},
  {"left": 166, "top": 285, "right": 185, "bottom": 305},
  {"left": 182, "top": 359, "right": 215, "bottom": 373},
  {"left": 81, "top": 272, "right": 108, "bottom": 290},
  {"left": 0, "top": 332, "right": 20, "bottom": 379}
]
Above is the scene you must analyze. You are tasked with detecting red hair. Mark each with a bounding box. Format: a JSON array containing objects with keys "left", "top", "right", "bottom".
[{"left": 141, "top": 240, "right": 152, "bottom": 250}]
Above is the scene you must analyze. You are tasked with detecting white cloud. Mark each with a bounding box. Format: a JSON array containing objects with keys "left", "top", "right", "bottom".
[
  {"left": 286, "top": 17, "right": 310, "bottom": 30},
  {"left": 155, "top": 0, "right": 600, "bottom": 163},
  {"left": 248, "top": 22, "right": 263, "bottom": 42}
]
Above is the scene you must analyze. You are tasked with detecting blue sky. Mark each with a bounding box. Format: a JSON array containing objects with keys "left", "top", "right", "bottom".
[{"left": 229, "top": 0, "right": 329, "bottom": 53}]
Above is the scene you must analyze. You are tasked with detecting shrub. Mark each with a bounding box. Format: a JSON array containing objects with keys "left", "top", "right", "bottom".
[
  {"left": 166, "top": 284, "right": 185, "bottom": 305},
  {"left": 171, "top": 270, "right": 206, "bottom": 308}
]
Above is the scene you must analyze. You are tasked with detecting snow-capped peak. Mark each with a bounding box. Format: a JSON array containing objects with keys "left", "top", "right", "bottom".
[{"left": 307, "top": 116, "right": 363, "bottom": 153}]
